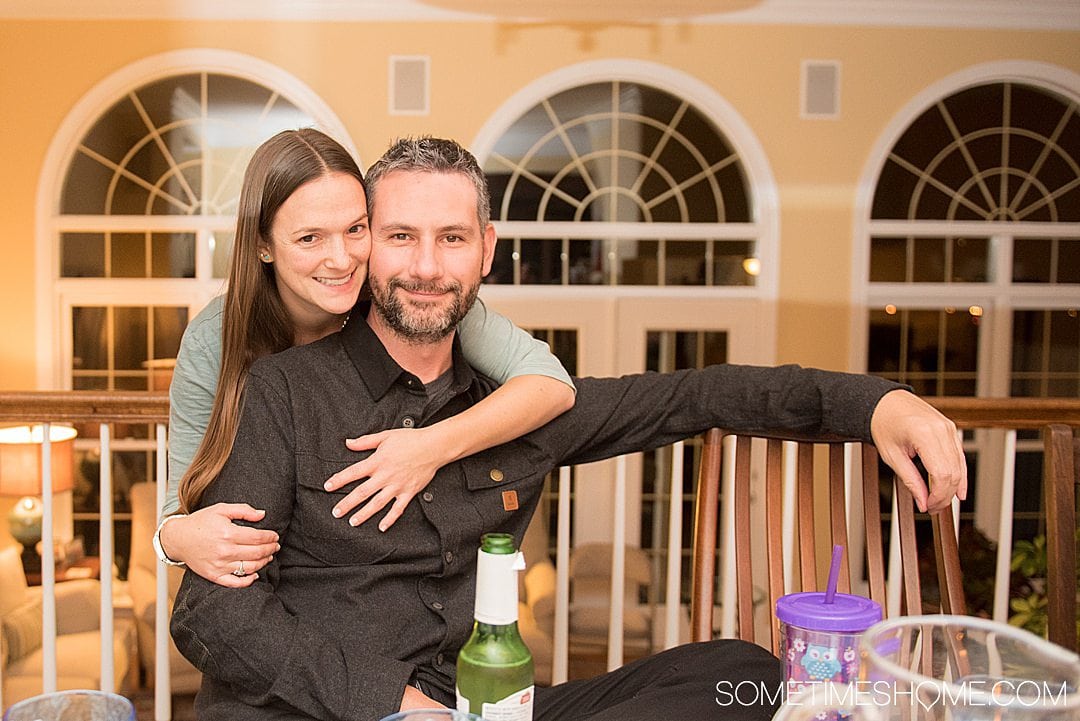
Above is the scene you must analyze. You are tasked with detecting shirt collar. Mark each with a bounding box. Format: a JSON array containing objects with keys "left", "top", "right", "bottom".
[{"left": 341, "top": 301, "right": 480, "bottom": 401}]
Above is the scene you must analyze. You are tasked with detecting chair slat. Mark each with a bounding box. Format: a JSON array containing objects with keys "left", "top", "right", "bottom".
[
  {"left": 690, "top": 429, "right": 723, "bottom": 642},
  {"left": 734, "top": 436, "right": 754, "bottom": 643},
  {"left": 797, "top": 443, "right": 816, "bottom": 591},
  {"left": 894, "top": 482, "right": 922, "bottom": 616},
  {"left": 932, "top": 510, "right": 967, "bottom": 616},
  {"left": 829, "top": 444, "right": 852, "bottom": 593},
  {"left": 765, "top": 439, "right": 785, "bottom": 656},
  {"left": 861, "top": 445, "right": 887, "bottom": 611},
  {"left": 1044, "top": 424, "right": 1078, "bottom": 652}
]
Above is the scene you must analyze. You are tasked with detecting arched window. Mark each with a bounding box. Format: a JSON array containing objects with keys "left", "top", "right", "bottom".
[
  {"left": 60, "top": 72, "right": 319, "bottom": 390},
  {"left": 858, "top": 66, "right": 1080, "bottom": 572},
  {"left": 865, "top": 79, "right": 1079, "bottom": 398},
  {"left": 481, "top": 80, "right": 759, "bottom": 287},
  {"left": 40, "top": 50, "right": 351, "bottom": 574}
]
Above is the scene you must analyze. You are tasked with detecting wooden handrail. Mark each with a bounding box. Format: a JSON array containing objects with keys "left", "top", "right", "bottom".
[
  {"left": 930, "top": 397, "right": 1080, "bottom": 429},
  {"left": 0, "top": 390, "right": 170, "bottom": 424},
  {"left": 0, "top": 391, "right": 1075, "bottom": 428}
]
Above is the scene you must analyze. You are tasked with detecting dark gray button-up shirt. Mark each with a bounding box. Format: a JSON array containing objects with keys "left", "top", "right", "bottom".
[{"left": 171, "top": 303, "right": 900, "bottom": 721}]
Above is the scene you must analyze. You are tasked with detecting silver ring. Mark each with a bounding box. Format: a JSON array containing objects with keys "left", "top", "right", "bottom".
[{"left": 232, "top": 560, "right": 247, "bottom": 577}]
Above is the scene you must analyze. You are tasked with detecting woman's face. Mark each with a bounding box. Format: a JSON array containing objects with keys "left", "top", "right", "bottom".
[{"left": 260, "top": 172, "right": 369, "bottom": 342}]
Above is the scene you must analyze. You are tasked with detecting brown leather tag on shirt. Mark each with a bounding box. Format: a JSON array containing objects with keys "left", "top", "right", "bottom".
[{"left": 502, "top": 490, "right": 519, "bottom": 511}]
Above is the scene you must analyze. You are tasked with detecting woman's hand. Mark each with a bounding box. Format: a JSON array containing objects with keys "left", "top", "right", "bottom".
[
  {"left": 323, "top": 428, "right": 442, "bottom": 532},
  {"left": 158, "top": 503, "right": 280, "bottom": 587}
]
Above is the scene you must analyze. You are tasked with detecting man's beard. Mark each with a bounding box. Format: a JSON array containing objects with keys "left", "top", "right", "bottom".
[{"left": 369, "top": 276, "right": 480, "bottom": 344}]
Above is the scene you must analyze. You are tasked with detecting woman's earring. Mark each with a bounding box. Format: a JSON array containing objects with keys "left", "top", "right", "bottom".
[{"left": 259, "top": 251, "right": 272, "bottom": 262}]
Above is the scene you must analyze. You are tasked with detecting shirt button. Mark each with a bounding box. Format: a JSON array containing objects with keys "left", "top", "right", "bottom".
[
  {"left": 444, "top": 551, "right": 454, "bottom": 564},
  {"left": 432, "top": 601, "right": 444, "bottom": 611},
  {"left": 422, "top": 492, "right": 434, "bottom": 502},
  {"left": 490, "top": 468, "right": 505, "bottom": 482},
  {"left": 402, "top": 417, "right": 415, "bottom": 428},
  {"left": 436, "top": 653, "right": 445, "bottom": 666}
]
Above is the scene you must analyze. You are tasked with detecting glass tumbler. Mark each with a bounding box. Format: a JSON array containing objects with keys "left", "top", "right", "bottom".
[
  {"left": 859, "top": 614, "right": 1080, "bottom": 721},
  {"left": 3, "top": 690, "right": 135, "bottom": 721},
  {"left": 379, "top": 710, "right": 484, "bottom": 721}
]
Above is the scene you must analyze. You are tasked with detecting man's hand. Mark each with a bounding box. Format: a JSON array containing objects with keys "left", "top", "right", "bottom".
[
  {"left": 323, "top": 428, "right": 441, "bottom": 532},
  {"left": 159, "top": 504, "right": 279, "bottom": 587},
  {"left": 400, "top": 683, "right": 447, "bottom": 711},
  {"left": 869, "top": 389, "right": 967, "bottom": 513}
]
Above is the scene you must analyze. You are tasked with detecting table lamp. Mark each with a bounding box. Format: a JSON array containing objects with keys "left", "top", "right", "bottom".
[{"left": 0, "top": 424, "right": 77, "bottom": 573}]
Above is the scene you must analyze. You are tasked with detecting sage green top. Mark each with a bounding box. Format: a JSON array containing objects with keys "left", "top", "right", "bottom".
[{"left": 164, "top": 295, "right": 573, "bottom": 515}]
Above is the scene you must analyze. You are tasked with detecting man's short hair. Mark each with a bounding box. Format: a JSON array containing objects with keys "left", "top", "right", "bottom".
[{"left": 366, "top": 136, "right": 491, "bottom": 230}]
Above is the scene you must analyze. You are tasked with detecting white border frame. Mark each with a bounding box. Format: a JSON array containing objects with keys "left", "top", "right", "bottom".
[{"left": 35, "top": 48, "right": 356, "bottom": 387}]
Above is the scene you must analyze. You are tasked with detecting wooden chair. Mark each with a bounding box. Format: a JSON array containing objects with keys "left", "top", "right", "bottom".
[
  {"left": 1044, "top": 424, "right": 1079, "bottom": 652},
  {"left": 689, "top": 429, "right": 966, "bottom": 655}
]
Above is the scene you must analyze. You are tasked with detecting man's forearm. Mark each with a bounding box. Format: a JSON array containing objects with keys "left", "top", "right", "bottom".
[{"left": 539, "top": 363, "right": 904, "bottom": 468}]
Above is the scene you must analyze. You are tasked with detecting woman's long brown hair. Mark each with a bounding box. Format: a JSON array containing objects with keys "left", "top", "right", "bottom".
[{"left": 178, "top": 129, "right": 364, "bottom": 512}]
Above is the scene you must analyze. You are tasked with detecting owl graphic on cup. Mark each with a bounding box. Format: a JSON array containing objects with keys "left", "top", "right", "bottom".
[{"left": 799, "top": 643, "right": 842, "bottom": 680}]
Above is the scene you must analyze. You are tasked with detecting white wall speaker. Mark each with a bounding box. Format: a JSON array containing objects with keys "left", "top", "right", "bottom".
[
  {"left": 390, "top": 55, "right": 430, "bottom": 115},
  {"left": 801, "top": 60, "right": 841, "bottom": 119}
]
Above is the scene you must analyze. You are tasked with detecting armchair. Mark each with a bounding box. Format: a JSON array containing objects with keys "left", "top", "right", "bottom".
[{"left": 0, "top": 545, "right": 136, "bottom": 707}]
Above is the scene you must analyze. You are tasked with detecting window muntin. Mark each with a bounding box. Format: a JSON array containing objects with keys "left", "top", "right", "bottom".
[
  {"left": 871, "top": 82, "right": 1080, "bottom": 223},
  {"left": 59, "top": 72, "right": 313, "bottom": 280},
  {"left": 483, "top": 81, "right": 757, "bottom": 286},
  {"left": 868, "top": 306, "right": 981, "bottom": 397},
  {"left": 1011, "top": 308, "right": 1080, "bottom": 397}
]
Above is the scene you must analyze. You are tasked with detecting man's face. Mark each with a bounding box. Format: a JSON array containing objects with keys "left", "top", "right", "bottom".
[{"left": 367, "top": 169, "right": 496, "bottom": 344}]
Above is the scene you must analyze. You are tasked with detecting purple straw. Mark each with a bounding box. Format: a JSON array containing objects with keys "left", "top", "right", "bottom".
[{"left": 824, "top": 544, "right": 844, "bottom": 604}]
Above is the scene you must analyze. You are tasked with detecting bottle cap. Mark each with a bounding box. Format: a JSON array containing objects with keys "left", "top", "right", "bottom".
[{"left": 775, "top": 591, "right": 882, "bottom": 632}]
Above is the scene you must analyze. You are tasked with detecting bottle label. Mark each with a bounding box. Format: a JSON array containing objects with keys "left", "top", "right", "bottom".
[{"left": 456, "top": 685, "right": 534, "bottom": 721}]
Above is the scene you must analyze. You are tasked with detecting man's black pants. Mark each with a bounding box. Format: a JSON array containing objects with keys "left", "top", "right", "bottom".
[{"left": 533, "top": 640, "right": 783, "bottom": 721}]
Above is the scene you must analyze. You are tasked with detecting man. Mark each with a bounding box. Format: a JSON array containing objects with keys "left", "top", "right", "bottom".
[{"left": 172, "top": 137, "right": 965, "bottom": 721}]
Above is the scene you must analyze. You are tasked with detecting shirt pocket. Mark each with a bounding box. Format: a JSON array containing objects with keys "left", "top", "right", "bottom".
[
  {"left": 459, "top": 440, "right": 551, "bottom": 530},
  {"left": 293, "top": 455, "right": 397, "bottom": 566}
]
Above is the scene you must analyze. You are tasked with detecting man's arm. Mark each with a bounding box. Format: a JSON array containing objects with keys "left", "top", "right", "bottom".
[
  {"left": 170, "top": 369, "right": 413, "bottom": 720},
  {"left": 526, "top": 364, "right": 964, "bottom": 510}
]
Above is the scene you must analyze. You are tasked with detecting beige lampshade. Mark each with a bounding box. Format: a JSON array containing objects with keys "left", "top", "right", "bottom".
[{"left": 0, "top": 425, "right": 77, "bottom": 497}]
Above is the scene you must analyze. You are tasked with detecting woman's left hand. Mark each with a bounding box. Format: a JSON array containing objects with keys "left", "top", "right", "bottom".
[{"left": 322, "top": 428, "right": 441, "bottom": 531}]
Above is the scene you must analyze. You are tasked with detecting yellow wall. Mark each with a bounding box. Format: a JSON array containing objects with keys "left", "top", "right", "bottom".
[{"left": 1, "top": 18, "right": 1078, "bottom": 387}]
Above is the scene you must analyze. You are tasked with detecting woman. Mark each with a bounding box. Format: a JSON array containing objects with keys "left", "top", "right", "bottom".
[{"left": 155, "top": 129, "right": 574, "bottom": 586}]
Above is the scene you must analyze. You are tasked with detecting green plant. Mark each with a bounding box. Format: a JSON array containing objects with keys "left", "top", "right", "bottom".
[{"left": 1009, "top": 529, "right": 1080, "bottom": 641}]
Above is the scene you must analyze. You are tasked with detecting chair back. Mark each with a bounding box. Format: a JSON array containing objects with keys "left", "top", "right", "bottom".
[
  {"left": 1044, "top": 424, "right": 1078, "bottom": 652},
  {"left": 689, "top": 429, "right": 966, "bottom": 656}
]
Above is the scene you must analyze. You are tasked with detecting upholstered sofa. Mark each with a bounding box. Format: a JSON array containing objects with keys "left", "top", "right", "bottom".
[{"left": 0, "top": 544, "right": 137, "bottom": 708}]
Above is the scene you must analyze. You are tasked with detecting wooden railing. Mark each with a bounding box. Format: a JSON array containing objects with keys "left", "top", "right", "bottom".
[
  {"left": 0, "top": 390, "right": 169, "bottom": 424},
  {"left": 1, "top": 391, "right": 1078, "bottom": 716},
  {"left": 930, "top": 397, "right": 1080, "bottom": 428}
]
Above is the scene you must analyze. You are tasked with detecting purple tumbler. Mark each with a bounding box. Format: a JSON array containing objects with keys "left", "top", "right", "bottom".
[{"left": 775, "top": 546, "right": 882, "bottom": 696}]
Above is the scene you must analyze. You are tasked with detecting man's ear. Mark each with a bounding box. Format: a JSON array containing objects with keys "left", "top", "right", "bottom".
[{"left": 480, "top": 223, "right": 497, "bottom": 277}]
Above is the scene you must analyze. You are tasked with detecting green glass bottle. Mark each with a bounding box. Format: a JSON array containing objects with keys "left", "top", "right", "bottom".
[{"left": 456, "top": 532, "right": 534, "bottom": 721}]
